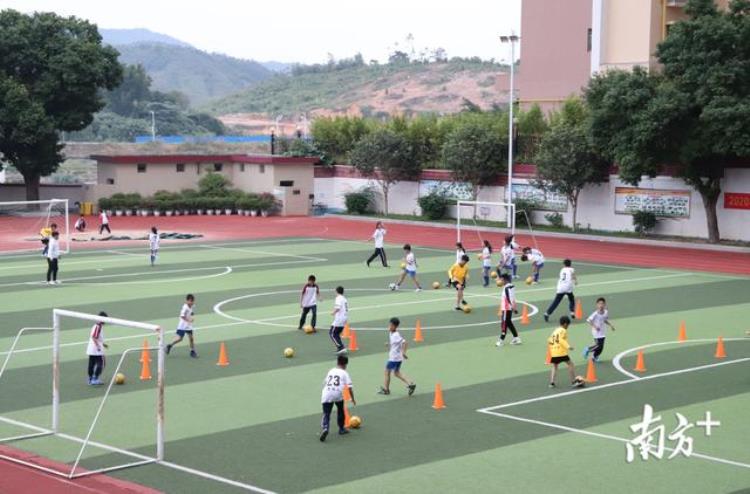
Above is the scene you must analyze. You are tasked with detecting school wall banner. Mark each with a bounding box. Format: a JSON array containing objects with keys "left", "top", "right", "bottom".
[
  {"left": 511, "top": 183, "right": 568, "bottom": 212},
  {"left": 614, "top": 187, "right": 690, "bottom": 218},
  {"left": 419, "top": 180, "right": 474, "bottom": 201},
  {"left": 724, "top": 192, "right": 750, "bottom": 210}
]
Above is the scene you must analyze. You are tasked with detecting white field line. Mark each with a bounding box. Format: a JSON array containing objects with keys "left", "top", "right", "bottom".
[
  {"left": 0, "top": 416, "right": 276, "bottom": 493},
  {"left": 611, "top": 337, "right": 750, "bottom": 380},
  {"left": 478, "top": 409, "right": 750, "bottom": 470},
  {"left": 105, "top": 249, "right": 143, "bottom": 257}
]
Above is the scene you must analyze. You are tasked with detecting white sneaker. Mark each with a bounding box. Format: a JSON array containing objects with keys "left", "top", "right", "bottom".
[
  {"left": 47, "top": 281, "right": 54, "bottom": 285},
  {"left": 54, "top": 280, "right": 61, "bottom": 285},
  {"left": 335, "top": 348, "right": 349, "bottom": 355},
  {"left": 511, "top": 337, "right": 522, "bottom": 345},
  {"left": 495, "top": 338, "right": 504, "bottom": 347},
  {"left": 415, "top": 288, "right": 422, "bottom": 292}
]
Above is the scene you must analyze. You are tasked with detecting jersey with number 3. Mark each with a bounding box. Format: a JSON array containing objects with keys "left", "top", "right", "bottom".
[
  {"left": 556, "top": 267, "right": 575, "bottom": 293},
  {"left": 321, "top": 368, "right": 352, "bottom": 403}
]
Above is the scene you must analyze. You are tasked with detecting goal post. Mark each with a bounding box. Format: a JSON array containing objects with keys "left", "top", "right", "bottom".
[
  {"left": 0, "top": 198, "right": 70, "bottom": 255},
  {"left": 0, "top": 310, "right": 164, "bottom": 479},
  {"left": 456, "top": 200, "right": 516, "bottom": 244}
]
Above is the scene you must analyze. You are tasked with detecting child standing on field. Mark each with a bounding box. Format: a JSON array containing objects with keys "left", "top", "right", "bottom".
[
  {"left": 298, "top": 274, "right": 320, "bottom": 332},
  {"left": 166, "top": 294, "right": 198, "bottom": 358},
  {"left": 149, "top": 227, "right": 160, "bottom": 266},
  {"left": 378, "top": 317, "right": 416, "bottom": 396},
  {"left": 481, "top": 240, "right": 493, "bottom": 287},
  {"left": 583, "top": 297, "right": 616, "bottom": 362},
  {"left": 496, "top": 274, "right": 521, "bottom": 347},
  {"left": 87, "top": 312, "right": 109, "bottom": 385}
]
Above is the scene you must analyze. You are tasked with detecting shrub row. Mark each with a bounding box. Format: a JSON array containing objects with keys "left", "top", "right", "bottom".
[{"left": 99, "top": 191, "right": 278, "bottom": 214}]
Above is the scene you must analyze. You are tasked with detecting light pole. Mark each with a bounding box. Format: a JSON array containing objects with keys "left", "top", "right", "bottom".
[
  {"left": 500, "top": 34, "right": 519, "bottom": 209},
  {"left": 149, "top": 110, "right": 156, "bottom": 142}
]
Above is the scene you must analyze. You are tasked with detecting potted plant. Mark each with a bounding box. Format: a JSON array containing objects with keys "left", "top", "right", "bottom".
[
  {"left": 98, "top": 197, "right": 112, "bottom": 215},
  {"left": 257, "top": 193, "right": 278, "bottom": 217}
]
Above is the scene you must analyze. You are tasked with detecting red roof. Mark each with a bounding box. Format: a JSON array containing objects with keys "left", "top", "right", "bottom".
[{"left": 92, "top": 154, "right": 319, "bottom": 165}]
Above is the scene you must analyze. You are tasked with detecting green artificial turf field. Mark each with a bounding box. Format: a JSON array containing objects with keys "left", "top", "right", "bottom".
[{"left": 0, "top": 238, "right": 749, "bottom": 493}]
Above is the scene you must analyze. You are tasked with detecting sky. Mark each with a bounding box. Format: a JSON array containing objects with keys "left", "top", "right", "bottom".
[{"left": 0, "top": 0, "right": 521, "bottom": 64}]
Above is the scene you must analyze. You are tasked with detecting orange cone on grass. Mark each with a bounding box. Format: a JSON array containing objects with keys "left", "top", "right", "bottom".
[
  {"left": 432, "top": 382, "right": 446, "bottom": 409},
  {"left": 634, "top": 350, "right": 647, "bottom": 373},
  {"left": 348, "top": 330, "right": 359, "bottom": 351},
  {"left": 520, "top": 305, "right": 530, "bottom": 325},
  {"left": 216, "top": 342, "right": 230, "bottom": 366},
  {"left": 139, "top": 338, "right": 150, "bottom": 363},
  {"left": 575, "top": 299, "right": 583, "bottom": 320},
  {"left": 343, "top": 385, "right": 352, "bottom": 402},
  {"left": 140, "top": 357, "right": 152, "bottom": 381},
  {"left": 342, "top": 322, "right": 351, "bottom": 339},
  {"left": 715, "top": 337, "right": 726, "bottom": 359},
  {"left": 585, "top": 358, "right": 598, "bottom": 383},
  {"left": 413, "top": 320, "right": 424, "bottom": 342},
  {"left": 678, "top": 321, "right": 687, "bottom": 342}
]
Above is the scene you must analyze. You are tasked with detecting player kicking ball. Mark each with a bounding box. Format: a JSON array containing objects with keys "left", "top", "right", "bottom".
[
  {"left": 378, "top": 317, "right": 416, "bottom": 396},
  {"left": 543, "top": 259, "right": 577, "bottom": 323},
  {"left": 320, "top": 355, "right": 356, "bottom": 442},
  {"left": 390, "top": 244, "right": 422, "bottom": 292},
  {"left": 166, "top": 294, "right": 198, "bottom": 358},
  {"left": 583, "top": 297, "right": 616, "bottom": 362},
  {"left": 86, "top": 312, "right": 109, "bottom": 385},
  {"left": 496, "top": 274, "right": 521, "bottom": 346},
  {"left": 448, "top": 254, "right": 470, "bottom": 310},
  {"left": 548, "top": 316, "right": 584, "bottom": 388}
]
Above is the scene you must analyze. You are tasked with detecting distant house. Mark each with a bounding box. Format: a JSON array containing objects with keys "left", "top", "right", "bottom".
[{"left": 91, "top": 154, "right": 318, "bottom": 216}]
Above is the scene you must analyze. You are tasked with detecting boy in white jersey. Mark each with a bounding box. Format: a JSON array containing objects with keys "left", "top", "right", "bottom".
[
  {"left": 378, "top": 318, "right": 416, "bottom": 396},
  {"left": 366, "top": 221, "right": 389, "bottom": 267},
  {"left": 496, "top": 274, "right": 521, "bottom": 347},
  {"left": 298, "top": 274, "right": 320, "bottom": 332},
  {"left": 521, "top": 246, "right": 545, "bottom": 284},
  {"left": 166, "top": 294, "right": 198, "bottom": 358},
  {"left": 320, "top": 355, "right": 356, "bottom": 442},
  {"left": 392, "top": 244, "right": 422, "bottom": 292},
  {"left": 149, "top": 226, "right": 160, "bottom": 266},
  {"left": 543, "top": 259, "right": 577, "bottom": 323},
  {"left": 86, "top": 312, "right": 109, "bottom": 385},
  {"left": 329, "top": 286, "right": 349, "bottom": 354},
  {"left": 583, "top": 297, "right": 616, "bottom": 362}
]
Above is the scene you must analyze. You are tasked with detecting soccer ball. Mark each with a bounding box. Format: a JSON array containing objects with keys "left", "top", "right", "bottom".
[
  {"left": 284, "top": 347, "right": 295, "bottom": 358},
  {"left": 432, "top": 281, "right": 441, "bottom": 289},
  {"left": 573, "top": 376, "right": 586, "bottom": 388},
  {"left": 349, "top": 415, "right": 362, "bottom": 429},
  {"left": 462, "top": 305, "right": 472, "bottom": 314},
  {"left": 303, "top": 325, "right": 315, "bottom": 334},
  {"left": 389, "top": 283, "right": 397, "bottom": 291},
  {"left": 114, "top": 373, "right": 126, "bottom": 385},
  {"left": 526, "top": 276, "right": 534, "bottom": 285},
  {"left": 496, "top": 279, "right": 503, "bottom": 287},
  {"left": 490, "top": 271, "right": 498, "bottom": 279},
  {"left": 400, "top": 262, "right": 406, "bottom": 269}
]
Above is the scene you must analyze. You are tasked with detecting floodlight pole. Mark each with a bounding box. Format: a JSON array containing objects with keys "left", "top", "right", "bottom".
[{"left": 500, "top": 34, "right": 519, "bottom": 230}]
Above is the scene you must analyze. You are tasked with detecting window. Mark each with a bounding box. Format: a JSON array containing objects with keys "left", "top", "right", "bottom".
[
  {"left": 106, "top": 178, "right": 115, "bottom": 185},
  {"left": 137, "top": 163, "right": 147, "bottom": 173},
  {"left": 239, "top": 163, "right": 245, "bottom": 172},
  {"left": 214, "top": 163, "right": 223, "bottom": 172},
  {"left": 308, "top": 193, "right": 315, "bottom": 200},
  {"left": 176, "top": 163, "right": 185, "bottom": 173},
  {"left": 259, "top": 164, "right": 266, "bottom": 174},
  {"left": 587, "top": 28, "right": 592, "bottom": 52},
  {"left": 280, "top": 180, "right": 294, "bottom": 187},
  {"left": 293, "top": 189, "right": 301, "bottom": 195}
]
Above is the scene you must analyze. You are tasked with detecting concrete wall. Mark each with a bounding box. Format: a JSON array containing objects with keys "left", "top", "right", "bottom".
[
  {"left": 273, "top": 164, "right": 314, "bottom": 215},
  {"left": 0, "top": 184, "right": 86, "bottom": 204}
]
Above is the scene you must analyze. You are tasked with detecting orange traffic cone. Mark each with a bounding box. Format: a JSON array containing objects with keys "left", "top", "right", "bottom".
[
  {"left": 140, "top": 358, "right": 152, "bottom": 381},
  {"left": 342, "top": 322, "right": 351, "bottom": 339},
  {"left": 343, "top": 385, "right": 352, "bottom": 402},
  {"left": 545, "top": 346, "right": 552, "bottom": 365},
  {"left": 575, "top": 299, "right": 583, "bottom": 320},
  {"left": 344, "top": 402, "right": 351, "bottom": 428},
  {"left": 413, "top": 320, "right": 424, "bottom": 342},
  {"left": 216, "top": 342, "right": 230, "bottom": 366},
  {"left": 678, "top": 321, "right": 687, "bottom": 342},
  {"left": 585, "top": 358, "right": 598, "bottom": 383},
  {"left": 139, "top": 338, "right": 150, "bottom": 363},
  {"left": 715, "top": 337, "right": 726, "bottom": 359},
  {"left": 348, "top": 330, "right": 359, "bottom": 351},
  {"left": 520, "top": 305, "right": 530, "bottom": 325},
  {"left": 634, "top": 350, "right": 647, "bottom": 373},
  {"left": 431, "top": 382, "right": 446, "bottom": 409}
]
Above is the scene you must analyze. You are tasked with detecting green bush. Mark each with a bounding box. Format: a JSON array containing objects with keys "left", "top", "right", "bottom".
[
  {"left": 198, "top": 172, "right": 231, "bottom": 196},
  {"left": 544, "top": 212, "right": 565, "bottom": 229},
  {"left": 632, "top": 210, "right": 658, "bottom": 236},
  {"left": 98, "top": 197, "right": 112, "bottom": 211},
  {"left": 256, "top": 193, "right": 279, "bottom": 213},
  {"left": 344, "top": 188, "right": 373, "bottom": 215},
  {"left": 418, "top": 190, "right": 450, "bottom": 220}
]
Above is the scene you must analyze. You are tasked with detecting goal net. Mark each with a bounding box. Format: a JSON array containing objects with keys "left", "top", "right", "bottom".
[
  {"left": 456, "top": 200, "right": 516, "bottom": 249},
  {"left": 0, "top": 310, "right": 164, "bottom": 479},
  {"left": 0, "top": 199, "right": 70, "bottom": 255}
]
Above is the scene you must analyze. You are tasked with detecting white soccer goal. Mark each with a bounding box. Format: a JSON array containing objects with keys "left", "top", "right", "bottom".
[
  {"left": 0, "top": 199, "right": 70, "bottom": 255},
  {"left": 456, "top": 200, "right": 516, "bottom": 245},
  {"left": 0, "top": 310, "right": 164, "bottom": 479}
]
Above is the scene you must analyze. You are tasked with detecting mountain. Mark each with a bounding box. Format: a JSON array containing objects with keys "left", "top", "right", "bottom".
[
  {"left": 113, "top": 42, "right": 273, "bottom": 106},
  {"left": 261, "top": 61, "right": 293, "bottom": 73},
  {"left": 101, "top": 28, "right": 191, "bottom": 48}
]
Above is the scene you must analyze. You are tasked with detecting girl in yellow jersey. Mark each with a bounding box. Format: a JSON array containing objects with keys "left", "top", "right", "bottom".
[
  {"left": 448, "top": 254, "right": 470, "bottom": 311},
  {"left": 548, "top": 316, "right": 583, "bottom": 388}
]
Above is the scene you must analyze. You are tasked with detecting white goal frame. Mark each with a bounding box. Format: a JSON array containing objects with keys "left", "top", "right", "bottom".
[
  {"left": 456, "top": 200, "right": 516, "bottom": 243},
  {"left": 0, "top": 310, "right": 164, "bottom": 479},
  {"left": 0, "top": 198, "right": 70, "bottom": 255}
]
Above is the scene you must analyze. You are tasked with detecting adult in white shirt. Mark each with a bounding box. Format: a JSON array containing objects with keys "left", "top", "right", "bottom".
[
  {"left": 99, "top": 210, "right": 111, "bottom": 235},
  {"left": 329, "top": 286, "right": 349, "bottom": 354},
  {"left": 378, "top": 318, "right": 416, "bottom": 396},
  {"left": 319, "top": 355, "right": 356, "bottom": 441},
  {"left": 46, "top": 231, "right": 61, "bottom": 285},
  {"left": 149, "top": 226, "right": 160, "bottom": 266},
  {"left": 298, "top": 274, "right": 321, "bottom": 332},
  {"left": 86, "top": 312, "right": 109, "bottom": 385},
  {"left": 543, "top": 259, "right": 578, "bottom": 322},
  {"left": 366, "top": 221, "right": 389, "bottom": 267},
  {"left": 583, "top": 297, "right": 616, "bottom": 362}
]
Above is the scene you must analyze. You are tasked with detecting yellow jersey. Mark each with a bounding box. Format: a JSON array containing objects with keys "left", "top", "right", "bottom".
[
  {"left": 448, "top": 263, "right": 468, "bottom": 284},
  {"left": 548, "top": 326, "right": 570, "bottom": 358},
  {"left": 40, "top": 227, "right": 52, "bottom": 238}
]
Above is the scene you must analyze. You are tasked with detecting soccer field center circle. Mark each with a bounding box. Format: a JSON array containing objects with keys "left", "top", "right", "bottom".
[{"left": 213, "top": 287, "right": 539, "bottom": 331}]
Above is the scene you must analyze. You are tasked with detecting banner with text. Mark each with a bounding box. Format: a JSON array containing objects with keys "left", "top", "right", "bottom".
[
  {"left": 511, "top": 183, "right": 568, "bottom": 212},
  {"left": 724, "top": 192, "right": 750, "bottom": 210},
  {"left": 614, "top": 187, "right": 690, "bottom": 218}
]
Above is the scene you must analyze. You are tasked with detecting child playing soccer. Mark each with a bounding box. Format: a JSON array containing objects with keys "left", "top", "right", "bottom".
[
  {"left": 166, "top": 294, "right": 198, "bottom": 358},
  {"left": 392, "top": 244, "right": 422, "bottom": 292},
  {"left": 481, "top": 240, "right": 493, "bottom": 287},
  {"left": 521, "top": 246, "right": 545, "bottom": 284},
  {"left": 148, "top": 227, "right": 160, "bottom": 266},
  {"left": 366, "top": 221, "right": 388, "bottom": 267},
  {"left": 548, "top": 316, "right": 582, "bottom": 388},
  {"left": 99, "top": 209, "right": 111, "bottom": 235},
  {"left": 583, "top": 297, "right": 616, "bottom": 362},
  {"left": 498, "top": 235, "right": 519, "bottom": 279},
  {"left": 448, "top": 254, "right": 470, "bottom": 310},
  {"left": 378, "top": 317, "right": 416, "bottom": 396},
  {"left": 87, "top": 312, "right": 109, "bottom": 385},
  {"left": 298, "top": 274, "right": 320, "bottom": 332},
  {"left": 543, "top": 259, "right": 577, "bottom": 323},
  {"left": 446, "top": 242, "right": 467, "bottom": 287},
  {"left": 320, "top": 355, "right": 356, "bottom": 442},
  {"left": 496, "top": 274, "right": 521, "bottom": 347},
  {"left": 329, "top": 286, "right": 349, "bottom": 355}
]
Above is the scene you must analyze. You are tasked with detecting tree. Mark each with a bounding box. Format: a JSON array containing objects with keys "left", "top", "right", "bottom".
[
  {"left": 442, "top": 118, "right": 507, "bottom": 200},
  {"left": 105, "top": 64, "right": 152, "bottom": 117},
  {"left": 534, "top": 99, "right": 609, "bottom": 231},
  {"left": 310, "top": 116, "right": 374, "bottom": 163},
  {"left": 586, "top": 0, "right": 750, "bottom": 242},
  {"left": 350, "top": 129, "right": 421, "bottom": 215},
  {"left": 0, "top": 10, "right": 122, "bottom": 199}
]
